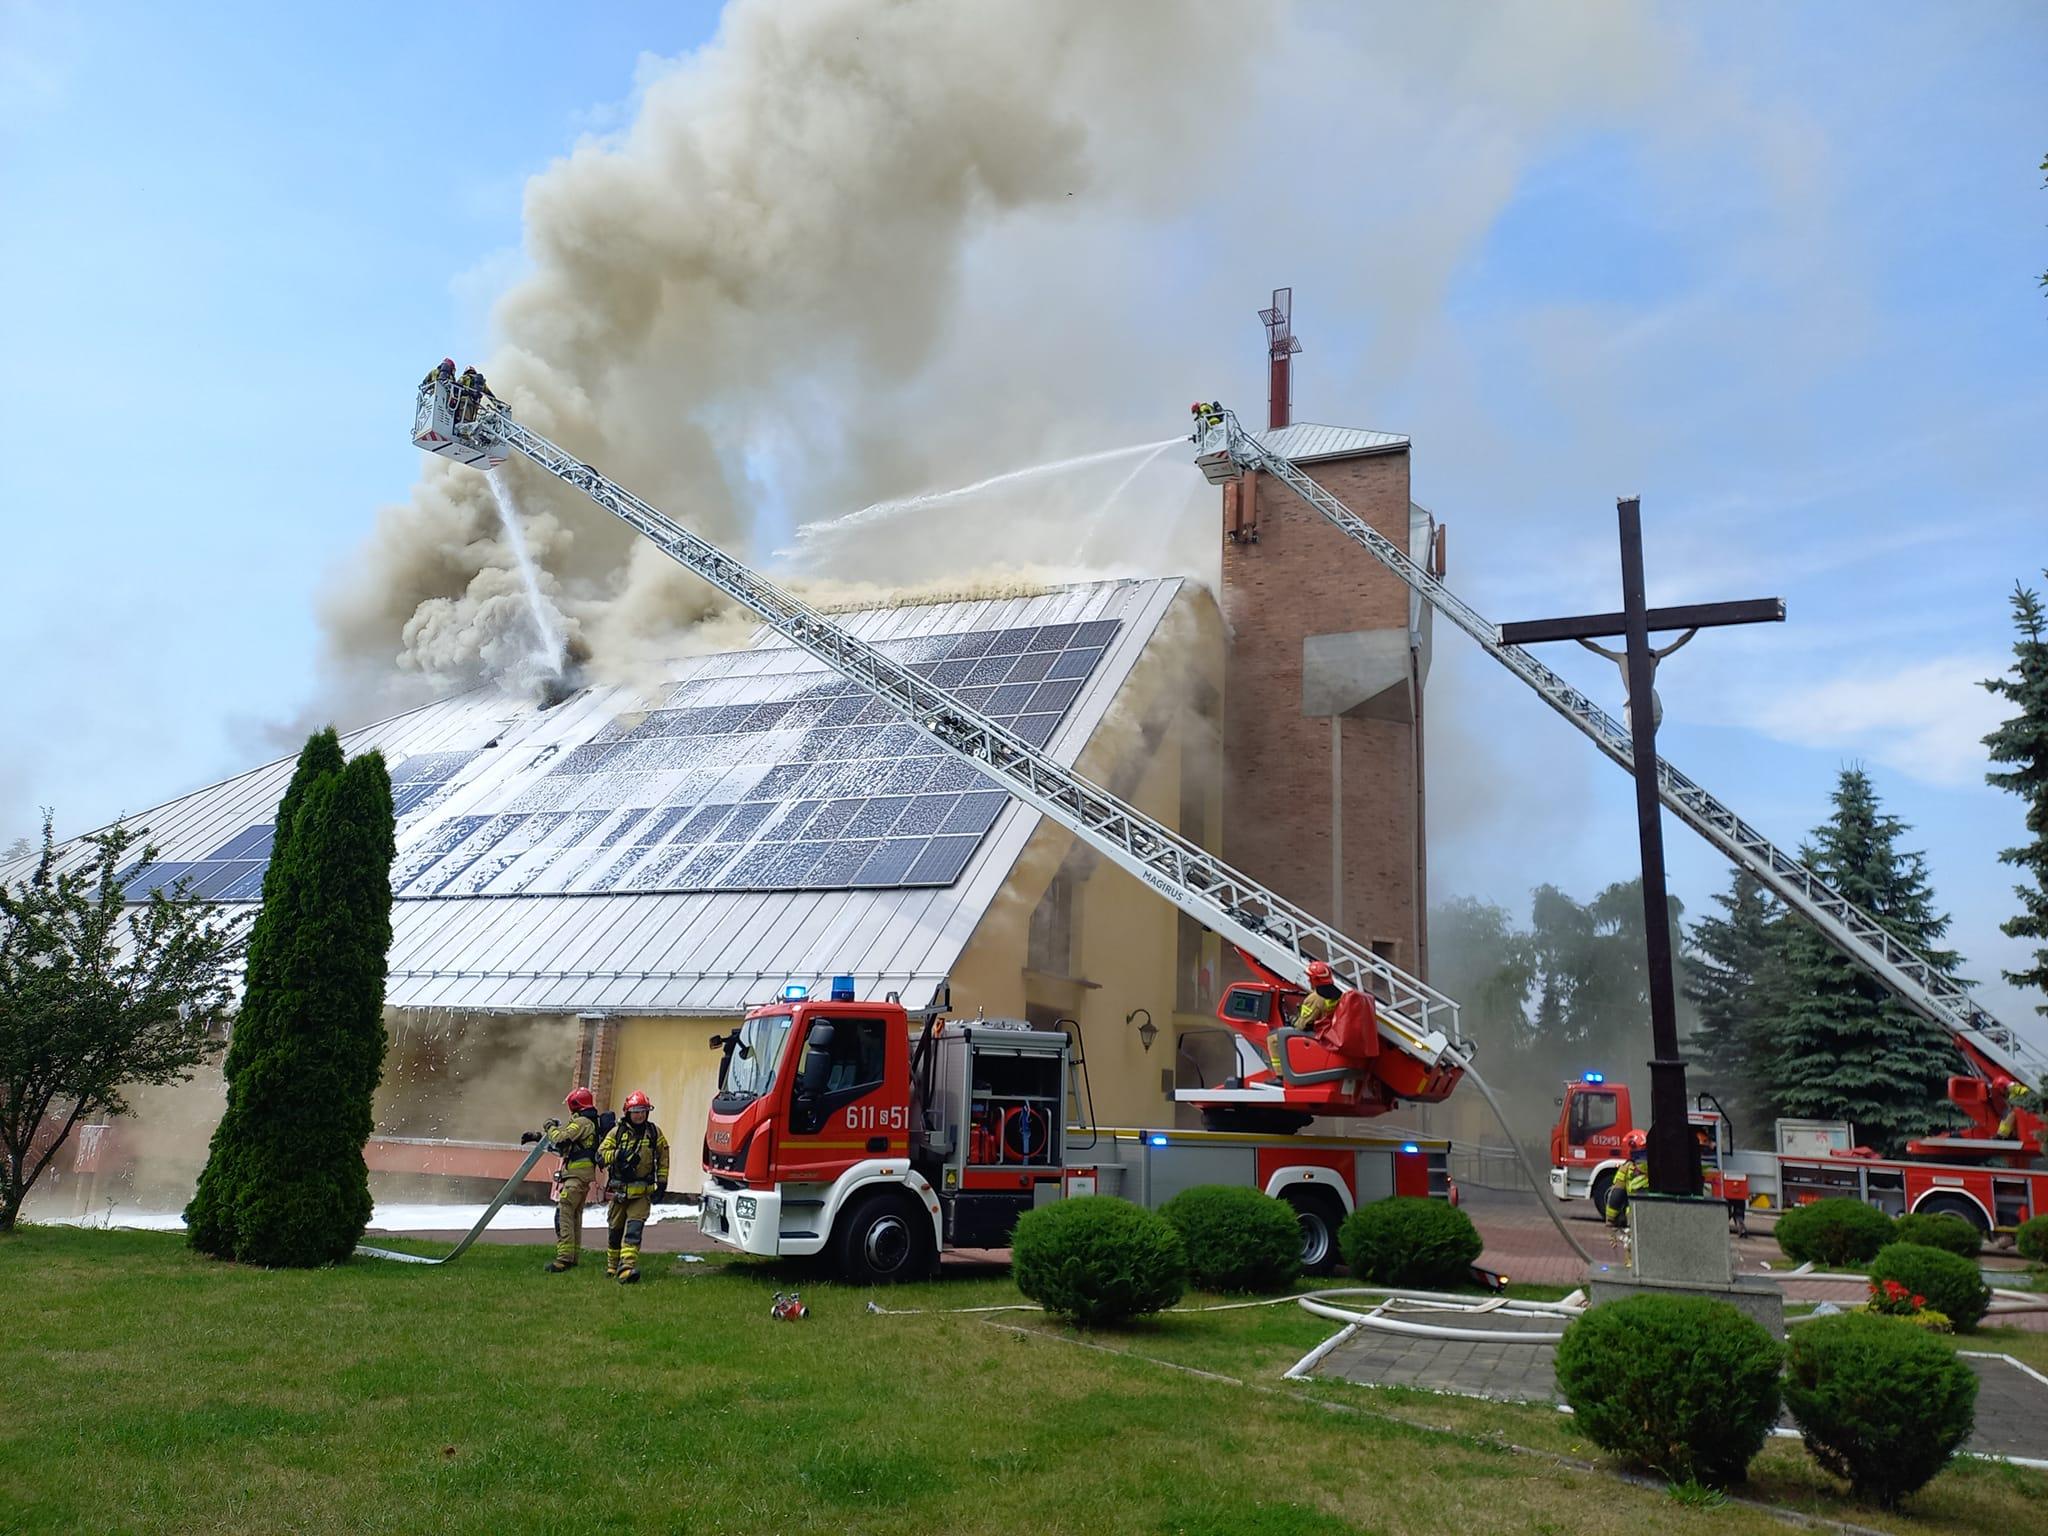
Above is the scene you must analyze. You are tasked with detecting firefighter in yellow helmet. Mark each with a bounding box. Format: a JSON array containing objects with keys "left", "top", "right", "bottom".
[
  {"left": 1995, "top": 1076, "right": 2034, "bottom": 1140},
  {"left": 1605, "top": 1130, "right": 1651, "bottom": 1228},
  {"left": 599, "top": 1090, "right": 671, "bottom": 1285},
  {"left": 521, "top": 1085, "right": 603, "bottom": 1272}
]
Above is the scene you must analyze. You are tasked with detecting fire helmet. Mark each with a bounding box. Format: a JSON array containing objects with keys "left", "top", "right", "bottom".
[
  {"left": 564, "top": 1086, "right": 596, "bottom": 1111},
  {"left": 623, "top": 1090, "right": 652, "bottom": 1114},
  {"left": 1305, "top": 961, "right": 1334, "bottom": 987},
  {"left": 439, "top": 357, "right": 455, "bottom": 372},
  {"left": 1623, "top": 1129, "right": 1648, "bottom": 1152}
]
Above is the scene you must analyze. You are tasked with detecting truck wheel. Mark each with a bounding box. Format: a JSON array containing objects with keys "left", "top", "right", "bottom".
[
  {"left": 1912, "top": 1193, "right": 1989, "bottom": 1238},
  {"left": 833, "top": 1192, "right": 934, "bottom": 1285},
  {"left": 1285, "top": 1189, "right": 1346, "bottom": 1276},
  {"left": 1588, "top": 1170, "right": 1615, "bottom": 1223}
]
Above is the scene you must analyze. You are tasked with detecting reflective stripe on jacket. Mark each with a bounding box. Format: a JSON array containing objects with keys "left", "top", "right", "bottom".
[{"left": 599, "top": 1120, "right": 671, "bottom": 1196}]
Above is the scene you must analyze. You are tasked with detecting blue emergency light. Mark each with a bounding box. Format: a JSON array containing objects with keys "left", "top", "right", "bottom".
[
  {"left": 830, "top": 974, "right": 856, "bottom": 1002},
  {"left": 1148, "top": 1133, "right": 1168, "bottom": 1147},
  {"left": 1582, "top": 1071, "right": 1606, "bottom": 1085},
  {"left": 781, "top": 983, "right": 809, "bottom": 1002},
  {"left": 1401, "top": 1143, "right": 1420, "bottom": 1154}
]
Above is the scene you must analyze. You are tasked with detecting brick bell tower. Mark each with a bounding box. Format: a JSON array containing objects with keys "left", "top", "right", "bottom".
[{"left": 1217, "top": 291, "right": 1441, "bottom": 980}]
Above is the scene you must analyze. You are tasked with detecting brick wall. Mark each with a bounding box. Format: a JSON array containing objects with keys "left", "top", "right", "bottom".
[{"left": 1219, "top": 446, "right": 1426, "bottom": 974}]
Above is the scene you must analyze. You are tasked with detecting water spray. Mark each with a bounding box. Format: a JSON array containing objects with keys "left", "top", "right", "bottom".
[
  {"left": 484, "top": 466, "right": 568, "bottom": 685},
  {"left": 780, "top": 437, "right": 1184, "bottom": 559}
]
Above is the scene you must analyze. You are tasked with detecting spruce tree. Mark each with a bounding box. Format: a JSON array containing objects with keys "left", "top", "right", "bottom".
[
  {"left": 1770, "top": 769, "right": 1962, "bottom": 1154},
  {"left": 187, "top": 729, "right": 345, "bottom": 1254},
  {"left": 187, "top": 735, "right": 393, "bottom": 1265},
  {"left": 1982, "top": 576, "right": 2048, "bottom": 1011},
  {"left": 1682, "top": 869, "right": 1784, "bottom": 1134}
]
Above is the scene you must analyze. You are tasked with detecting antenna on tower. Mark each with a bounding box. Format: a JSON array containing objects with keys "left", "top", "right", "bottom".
[{"left": 1258, "top": 287, "right": 1302, "bottom": 431}]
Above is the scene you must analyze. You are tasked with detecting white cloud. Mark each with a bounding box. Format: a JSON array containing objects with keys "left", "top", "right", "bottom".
[{"left": 1742, "top": 655, "right": 2008, "bottom": 787}]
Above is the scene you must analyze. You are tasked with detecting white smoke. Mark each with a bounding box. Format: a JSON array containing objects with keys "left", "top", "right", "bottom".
[{"left": 320, "top": 1, "right": 1713, "bottom": 705}]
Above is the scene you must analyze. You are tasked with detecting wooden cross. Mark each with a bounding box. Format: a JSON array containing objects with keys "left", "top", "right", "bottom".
[{"left": 1500, "top": 498, "right": 1783, "bottom": 1197}]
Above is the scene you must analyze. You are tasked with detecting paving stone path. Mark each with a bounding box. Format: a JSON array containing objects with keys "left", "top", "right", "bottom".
[{"left": 1313, "top": 1302, "right": 2048, "bottom": 1463}]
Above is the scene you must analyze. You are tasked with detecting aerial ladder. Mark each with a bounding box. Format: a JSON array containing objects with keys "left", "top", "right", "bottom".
[
  {"left": 411, "top": 377, "right": 1468, "bottom": 1120},
  {"left": 1194, "top": 406, "right": 2048, "bottom": 1113}
]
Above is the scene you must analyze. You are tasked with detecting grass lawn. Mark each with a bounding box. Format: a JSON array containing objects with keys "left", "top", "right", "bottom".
[{"left": 2, "top": 1228, "right": 2042, "bottom": 1535}]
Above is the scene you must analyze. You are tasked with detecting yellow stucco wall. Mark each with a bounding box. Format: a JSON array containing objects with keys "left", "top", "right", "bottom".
[
  {"left": 949, "top": 590, "right": 1224, "bottom": 1131},
  {"left": 610, "top": 1016, "right": 734, "bottom": 1194}
]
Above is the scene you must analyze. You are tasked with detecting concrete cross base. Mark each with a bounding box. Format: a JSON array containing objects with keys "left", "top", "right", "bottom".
[
  {"left": 1588, "top": 1272, "right": 1787, "bottom": 1339},
  {"left": 1628, "top": 1192, "right": 1734, "bottom": 1284},
  {"left": 1590, "top": 1193, "right": 1784, "bottom": 1337}
]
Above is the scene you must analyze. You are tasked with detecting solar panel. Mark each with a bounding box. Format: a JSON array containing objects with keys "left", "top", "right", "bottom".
[{"left": 389, "top": 614, "right": 1123, "bottom": 898}]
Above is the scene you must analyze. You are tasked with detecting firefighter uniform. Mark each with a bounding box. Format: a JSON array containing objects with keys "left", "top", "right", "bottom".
[
  {"left": 599, "top": 1111, "right": 671, "bottom": 1284},
  {"left": 1270, "top": 988, "right": 1337, "bottom": 1082},
  {"left": 546, "top": 1109, "right": 602, "bottom": 1270},
  {"left": 1605, "top": 1153, "right": 1650, "bottom": 1228}
]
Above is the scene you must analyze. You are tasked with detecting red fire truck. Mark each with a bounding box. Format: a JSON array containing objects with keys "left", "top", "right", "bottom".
[
  {"left": 1548, "top": 1075, "right": 1749, "bottom": 1228},
  {"left": 1550, "top": 1063, "right": 2047, "bottom": 1238},
  {"left": 697, "top": 978, "right": 1450, "bottom": 1281}
]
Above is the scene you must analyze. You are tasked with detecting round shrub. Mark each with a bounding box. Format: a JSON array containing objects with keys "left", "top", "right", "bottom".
[
  {"left": 1784, "top": 1312, "right": 1977, "bottom": 1507},
  {"left": 2015, "top": 1213, "right": 2048, "bottom": 1266},
  {"left": 1011, "top": 1196, "right": 1186, "bottom": 1326},
  {"left": 1891, "top": 1210, "right": 1982, "bottom": 1258},
  {"left": 1554, "top": 1295, "right": 1782, "bottom": 1487},
  {"left": 1159, "top": 1185, "right": 1302, "bottom": 1293},
  {"left": 1774, "top": 1198, "right": 1894, "bottom": 1267},
  {"left": 1867, "top": 1242, "right": 1991, "bottom": 1332},
  {"left": 1338, "top": 1197, "right": 1482, "bottom": 1288}
]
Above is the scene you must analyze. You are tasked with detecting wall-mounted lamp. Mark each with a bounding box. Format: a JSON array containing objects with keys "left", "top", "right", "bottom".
[{"left": 1126, "top": 1007, "right": 1157, "bottom": 1052}]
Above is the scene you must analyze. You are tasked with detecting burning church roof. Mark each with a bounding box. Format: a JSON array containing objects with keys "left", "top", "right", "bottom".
[{"left": 7, "top": 579, "right": 1184, "bottom": 1016}]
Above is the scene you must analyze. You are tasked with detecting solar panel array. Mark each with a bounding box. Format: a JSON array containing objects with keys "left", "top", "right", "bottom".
[
  {"left": 389, "top": 618, "right": 1119, "bottom": 899},
  {"left": 124, "top": 618, "right": 1120, "bottom": 904},
  {"left": 119, "top": 750, "right": 478, "bottom": 903}
]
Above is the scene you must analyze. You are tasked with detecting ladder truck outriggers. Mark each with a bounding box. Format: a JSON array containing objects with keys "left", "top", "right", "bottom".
[
  {"left": 1193, "top": 405, "right": 2048, "bottom": 1237},
  {"left": 412, "top": 374, "right": 1467, "bottom": 1281}
]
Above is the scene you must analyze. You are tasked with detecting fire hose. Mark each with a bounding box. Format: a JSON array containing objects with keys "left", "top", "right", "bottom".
[{"left": 354, "top": 1136, "right": 553, "bottom": 1266}]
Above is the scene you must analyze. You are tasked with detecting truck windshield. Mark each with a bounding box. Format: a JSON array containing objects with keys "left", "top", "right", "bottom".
[{"left": 723, "top": 1013, "right": 793, "bottom": 1103}]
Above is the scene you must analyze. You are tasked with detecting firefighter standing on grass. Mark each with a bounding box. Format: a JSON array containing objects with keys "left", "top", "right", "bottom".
[
  {"left": 599, "top": 1090, "right": 670, "bottom": 1285},
  {"left": 522, "top": 1086, "right": 603, "bottom": 1273}
]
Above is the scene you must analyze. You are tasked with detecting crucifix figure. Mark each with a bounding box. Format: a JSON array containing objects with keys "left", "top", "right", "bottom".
[{"left": 1501, "top": 498, "right": 1783, "bottom": 1198}]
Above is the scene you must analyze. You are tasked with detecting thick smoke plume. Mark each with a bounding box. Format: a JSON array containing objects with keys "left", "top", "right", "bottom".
[{"left": 324, "top": 0, "right": 1250, "bottom": 702}]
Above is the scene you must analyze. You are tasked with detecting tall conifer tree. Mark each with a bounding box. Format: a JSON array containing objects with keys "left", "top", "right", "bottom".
[
  {"left": 1770, "top": 769, "right": 1961, "bottom": 1154},
  {"left": 1982, "top": 576, "right": 2048, "bottom": 1011},
  {"left": 187, "top": 734, "right": 393, "bottom": 1265},
  {"left": 1682, "top": 869, "right": 1784, "bottom": 1133}
]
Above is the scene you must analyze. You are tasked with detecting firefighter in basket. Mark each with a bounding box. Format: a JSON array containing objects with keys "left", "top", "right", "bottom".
[
  {"left": 521, "top": 1086, "right": 606, "bottom": 1273},
  {"left": 1269, "top": 960, "right": 1342, "bottom": 1084},
  {"left": 598, "top": 1090, "right": 670, "bottom": 1285},
  {"left": 454, "top": 365, "right": 499, "bottom": 425},
  {"left": 1604, "top": 1129, "right": 1650, "bottom": 1230}
]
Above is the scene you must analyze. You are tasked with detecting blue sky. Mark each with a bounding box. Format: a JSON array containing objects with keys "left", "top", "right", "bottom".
[{"left": 1, "top": 2, "right": 2043, "bottom": 1044}]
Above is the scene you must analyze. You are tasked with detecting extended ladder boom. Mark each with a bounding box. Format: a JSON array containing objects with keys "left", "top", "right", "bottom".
[
  {"left": 1196, "top": 407, "right": 2045, "bottom": 1094},
  {"left": 412, "top": 382, "right": 1466, "bottom": 1089}
]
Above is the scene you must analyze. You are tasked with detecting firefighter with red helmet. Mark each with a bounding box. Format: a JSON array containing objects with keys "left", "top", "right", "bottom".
[
  {"left": 1605, "top": 1130, "right": 1650, "bottom": 1228},
  {"left": 598, "top": 1090, "right": 670, "bottom": 1285},
  {"left": 1270, "top": 961, "right": 1342, "bottom": 1083},
  {"left": 521, "top": 1085, "right": 604, "bottom": 1272}
]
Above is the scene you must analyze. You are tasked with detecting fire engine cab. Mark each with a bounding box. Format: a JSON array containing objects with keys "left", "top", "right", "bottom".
[
  {"left": 1548, "top": 1074, "right": 1749, "bottom": 1226},
  {"left": 698, "top": 979, "right": 1450, "bottom": 1281}
]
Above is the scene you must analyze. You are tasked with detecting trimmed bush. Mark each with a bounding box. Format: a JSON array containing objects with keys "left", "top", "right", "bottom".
[
  {"left": 1890, "top": 1210, "right": 1982, "bottom": 1258},
  {"left": 2015, "top": 1213, "right": 2048, "bottom": 1266},
  {"left": 1160, "top": 1185, "right": 1302, "bottom": 1294},
  {"left": 1784, "top": 1312, "right": 1977, "bottom": 1507},
  {"left": 1774, "top": 1197, "right": 1894, "bottom": 1267},
  {"left": 1011, "top": 1196, "right": 1186, "bottom": 1325},
  {"left": 1554, "top": 1295, "right": 1782, "bottom": 1487},
  {"left": 1868, "top": 1242, "right": 1991, "bottom": 1332},
  {"left": 1338, "top": 1197, "right": 1482, "bottom": 1289}
]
